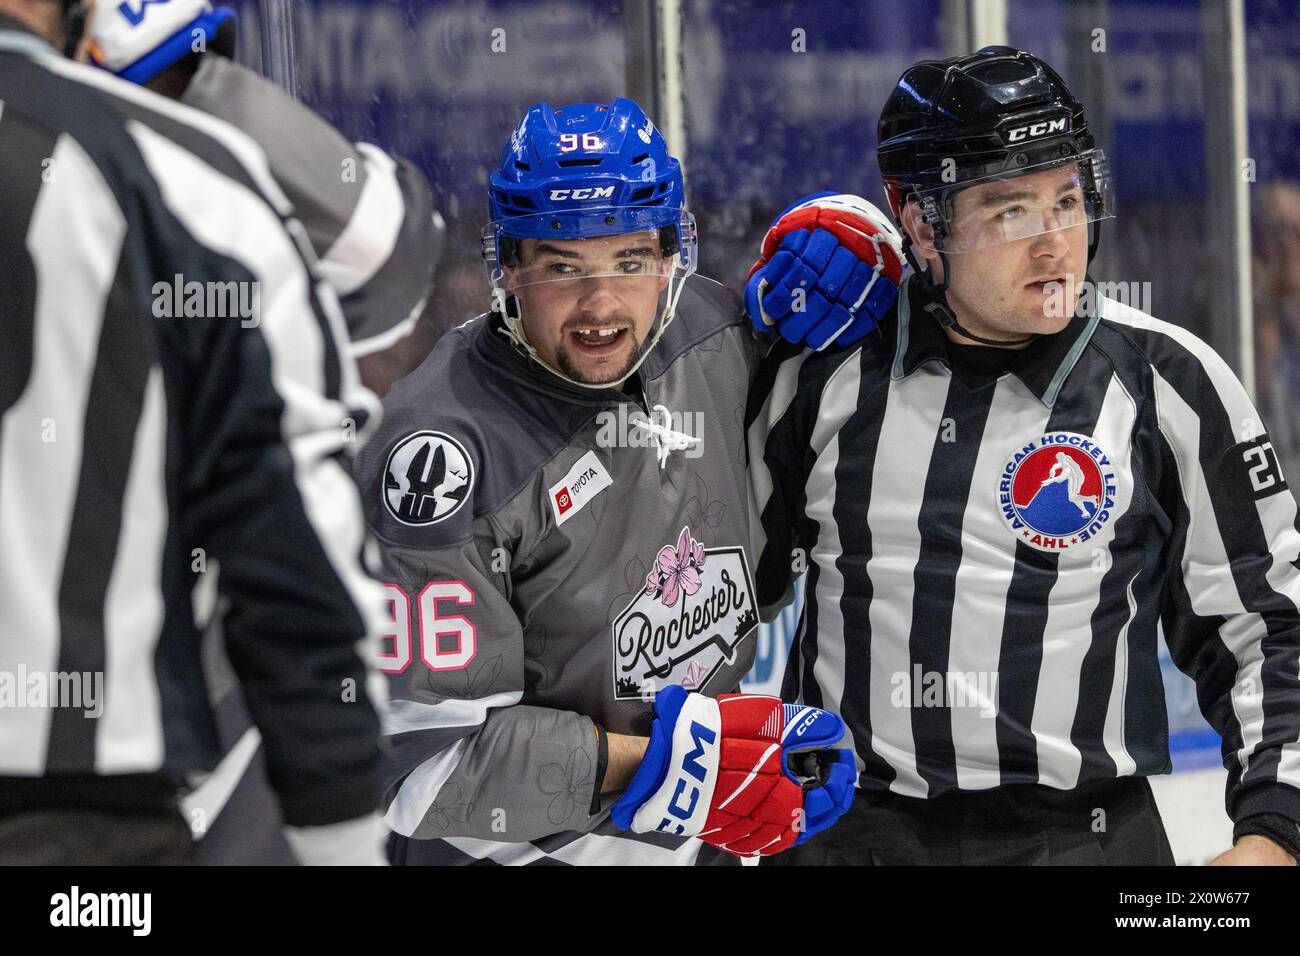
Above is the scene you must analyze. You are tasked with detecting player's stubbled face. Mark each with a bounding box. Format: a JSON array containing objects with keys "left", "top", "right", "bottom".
[
  {"left": 944, "top": 165, "right": 1089, "bottom": 341},
  {"left": 508, "top": 233, "right": 670, "bottom": 386}
]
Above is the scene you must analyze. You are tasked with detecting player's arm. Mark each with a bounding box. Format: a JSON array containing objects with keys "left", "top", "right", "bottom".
[
  {"left": 603, "top": 733, "right": 650, "bottom": 793},
  {"left": 324, "top": 149, "right": 446, "bottom": 390},
  {"left": 351, "top": 413, "right": 628, "bottom": 845},
  {"left": 373, "top": 526, "right": 613, "bottom": 843},
  {"left": 1149, "top": 335, "right": 1300, "bottom": 865}
]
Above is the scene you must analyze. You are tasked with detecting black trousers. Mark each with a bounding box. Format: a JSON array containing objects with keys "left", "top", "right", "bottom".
[
  {"left": 0, "top": 808, "right": 195, "bottom": 865},
  {"left": 766, "top": 776, "right": 1176, "bottom": 865},
  {"left": 0, "top": 775, "right": 195, "bottom": 865}
]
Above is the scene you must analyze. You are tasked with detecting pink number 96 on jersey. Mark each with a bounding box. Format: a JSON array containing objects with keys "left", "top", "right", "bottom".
[{"left": 377, "top": 582, "right": 477, "bottom": 673}]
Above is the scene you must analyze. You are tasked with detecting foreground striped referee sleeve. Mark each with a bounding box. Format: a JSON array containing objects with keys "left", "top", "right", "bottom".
[
  {"left": 1126, "top": 306, "right": 1300, "bottom": 827},
  {"left": 137, "top": 125, "right": 389, "bottom": 827},
  {"left": 0, "top": 45, "right": 387, "bottom": 827}
]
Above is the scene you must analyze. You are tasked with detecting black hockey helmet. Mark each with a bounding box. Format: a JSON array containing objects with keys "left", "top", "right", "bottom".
[
  {"left": 878, "top": 48, "right": 1099, "bottom": 204},
  {"left": 876, "top": 47, "right": 1113, "bottom": 343}
]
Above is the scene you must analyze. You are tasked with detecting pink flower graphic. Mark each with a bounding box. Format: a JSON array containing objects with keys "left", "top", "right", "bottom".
[
  {"left": 682, "top": 659, "right": 707, "bottom": 690},
  {"left": 644, "top": 526, "right": 707, "bottom": 608}
]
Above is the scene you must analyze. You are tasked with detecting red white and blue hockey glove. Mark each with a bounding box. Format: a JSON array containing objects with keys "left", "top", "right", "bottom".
[
  {"left": 745, "top": 192, "right": 906, "bottom": 350},
  {"left": 610, "top": 685, "right": 856, "bottom": 857}
]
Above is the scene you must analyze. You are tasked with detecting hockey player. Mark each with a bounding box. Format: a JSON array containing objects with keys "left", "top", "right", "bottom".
[
  {"left": 85, "top": 0, "right": 444, "bottom": 395},
  {"left": 747, "top": 47, "right": 1300, "bottom": 865},
  {"left": 352, "top": 98, "right": 901, "bottom": 864}
]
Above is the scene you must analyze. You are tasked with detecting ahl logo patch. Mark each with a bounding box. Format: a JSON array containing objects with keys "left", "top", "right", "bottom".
[
  {"left": 383, "top": 431, "right": 473, "bottom": 526},
  {"left": 997, "top": 431, "right": 1118, "bottom": 553},
  {"left": 611, "top": 526, "right": 758, "bottom": 700}
]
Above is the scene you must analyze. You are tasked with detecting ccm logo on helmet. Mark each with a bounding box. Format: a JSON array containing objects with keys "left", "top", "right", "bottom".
[
  {"left": 548, "top": 186, "right": 617, "bottom": 201},
  {"left": 1006, "top": 117, "right": 1069, "bottom": 143}
]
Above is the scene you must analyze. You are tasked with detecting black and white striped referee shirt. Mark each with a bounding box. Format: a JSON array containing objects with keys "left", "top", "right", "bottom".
[
  {"left": 748, "top": 273, "right": 1300, "bottom": 829},
  {"left": 0, "top": 20, "right": 385, "bottom": 827}
]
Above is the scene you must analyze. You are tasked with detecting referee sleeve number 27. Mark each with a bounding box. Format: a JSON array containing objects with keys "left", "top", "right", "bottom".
[
  {"left": 377, "top": 582, "right": 477, "bottom": 674},
  {"left": 1244, "top": 442, "right": 1284, "bottom": 494}
]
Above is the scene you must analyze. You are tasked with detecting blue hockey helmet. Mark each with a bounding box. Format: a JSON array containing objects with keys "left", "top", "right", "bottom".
[
  {"left": 482, "top": 98, "right": 698, "bottom": 389},
  {"left": 485, "top": 98, "right": 691, "bottom": 260},
  {"left": 88, "top": 0, "right": 236, "bottom": 85}
]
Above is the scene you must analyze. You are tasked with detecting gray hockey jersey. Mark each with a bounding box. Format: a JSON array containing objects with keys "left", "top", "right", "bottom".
[
  {"left": 354, "top": 277, "right": 762, "bottom": 865},
  {"left": 181, "top": 53, "right": 443, "bottom": 356}
]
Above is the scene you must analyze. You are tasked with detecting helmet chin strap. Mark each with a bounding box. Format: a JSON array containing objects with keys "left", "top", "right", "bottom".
[
  {"left": 490, "top": 267, "right": 691, "bottom": 391},
  {"left": 904, "top": 238, "right": 1038, "bottom": 348},
  {"left": 903, "top": 215, "right": 1106, "bottom": 348}
]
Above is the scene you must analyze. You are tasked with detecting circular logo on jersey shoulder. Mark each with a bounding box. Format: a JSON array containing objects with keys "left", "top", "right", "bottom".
[
  {"left": 997, "top": 431, "right": 1117, "bottom": 553},
  {"left": 383, "top": 431, "right": 474, "bottom": 526}
]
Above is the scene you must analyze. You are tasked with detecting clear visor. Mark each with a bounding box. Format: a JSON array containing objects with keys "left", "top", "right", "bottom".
[
  {"left": 481, "top": 208, "right": 699, "bottom": 390},
  {"left": 482, "top": 208, "right": 697, "bottom": 290},
  {"left": 914, "top": 150, "right": 1114, "bottom": 255},
  {"left": 501, "top": 241, "right": 677, "bottom": 289}
]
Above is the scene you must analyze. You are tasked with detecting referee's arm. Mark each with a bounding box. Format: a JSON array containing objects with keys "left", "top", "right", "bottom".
[
  {"left": 746, "top": 342, "right": 817, "bottom": 621},
  {"left": 137, "top": 136, "right": 390, "bottom": 830},
  {"left": 1150, "top": 336, "right": 1300, "bottom": 859},
  {"left": 75, "top": 50, "right": 391, "bottom": 829}
]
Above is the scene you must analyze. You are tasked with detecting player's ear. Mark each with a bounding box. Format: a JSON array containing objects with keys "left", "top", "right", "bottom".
[
  {"left": 901, "top": 201, "right": 939, "bottom": 267},
  {"left": 500, "top": 239, "right": 529, "bottom": 294}
]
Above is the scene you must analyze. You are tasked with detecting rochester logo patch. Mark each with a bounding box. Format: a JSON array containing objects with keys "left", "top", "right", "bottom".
[
  {"left": 997, "top": 431, "right": 1118, "bottom": 553},
  {"left": 611, "top": 526, "right": 758, "bottom": 700},
  {"left": 383, "top": 431, "right": 473, "bottom": 526}
]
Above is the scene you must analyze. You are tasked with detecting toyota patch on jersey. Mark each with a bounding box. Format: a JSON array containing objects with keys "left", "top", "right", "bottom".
[{"left": 998, "top": 431, "right": 1118, "bottom": 553}]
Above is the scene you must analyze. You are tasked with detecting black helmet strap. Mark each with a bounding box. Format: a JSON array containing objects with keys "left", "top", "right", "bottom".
[{"left": 902, "top": 228, "right": 1039, "bottom": 350}]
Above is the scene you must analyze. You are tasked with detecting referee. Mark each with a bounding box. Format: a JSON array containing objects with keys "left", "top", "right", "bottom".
[
  {"left": 0, "top": 0, "right": 387, "bottom": 864},
  {"left": 748, "top": 47, "right": 1300, "bottom": 865}
]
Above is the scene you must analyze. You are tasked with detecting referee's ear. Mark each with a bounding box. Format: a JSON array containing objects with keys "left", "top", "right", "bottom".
[{"left": 901, "top": 200, "right": 941, "bottom": 277}]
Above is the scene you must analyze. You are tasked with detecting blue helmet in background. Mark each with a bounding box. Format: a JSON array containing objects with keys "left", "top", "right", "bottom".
[
  {"left": 88, "top": 0, "right": 237, "bottom": 85},
  {"left": 483, "top": 98, "right": 698, "bottom": 389},
  {"left": 484, "top": 97, "right": 694, "bottom": 271}
]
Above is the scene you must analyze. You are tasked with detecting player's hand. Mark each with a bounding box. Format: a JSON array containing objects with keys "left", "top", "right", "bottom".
[
  {"left": 610, "top": 685, "right": 856, "bottom": 857},
  {"left": 745, "top": 192, "right": 905, "bottom": 350},
  {"left": 1209, "top": 834, "right": 1296, "bottom": 866}
]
